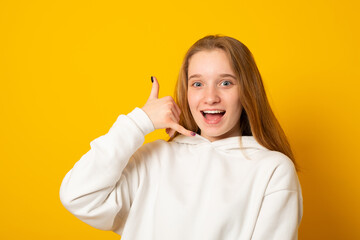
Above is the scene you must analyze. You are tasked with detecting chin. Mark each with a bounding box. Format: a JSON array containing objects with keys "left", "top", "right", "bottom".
[{"left": 200, "top": 129, "right": 229, "bottom": 141}]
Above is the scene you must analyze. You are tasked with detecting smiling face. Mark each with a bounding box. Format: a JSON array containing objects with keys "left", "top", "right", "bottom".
[{"left": 187, "top": 49, "right": 242, "bottom": 142}]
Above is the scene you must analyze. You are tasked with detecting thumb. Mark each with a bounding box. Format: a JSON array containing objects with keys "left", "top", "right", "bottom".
[{"left": 149, "top": 76, "right": 159, "bottom": 100}]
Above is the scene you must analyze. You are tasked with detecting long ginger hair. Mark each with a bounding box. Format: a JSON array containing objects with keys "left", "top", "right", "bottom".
[{"left": 170, "top": 35, "right": 299, "bottom": 172}]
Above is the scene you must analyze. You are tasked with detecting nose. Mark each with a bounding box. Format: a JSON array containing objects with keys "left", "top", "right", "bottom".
[{"left": 204, "top": 86, "right": 220, "bottom": 105}]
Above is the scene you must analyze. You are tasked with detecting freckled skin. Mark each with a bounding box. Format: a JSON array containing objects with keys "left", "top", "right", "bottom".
[{"left": 187, "top": 49, "right": 242, "bottom": 142}]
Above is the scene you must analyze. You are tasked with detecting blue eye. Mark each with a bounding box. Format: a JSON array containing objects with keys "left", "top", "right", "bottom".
[
  {"left": 221, "top": 81, "right": 232, "bottom": 86},
  {"left": 192, "top": 82, "right": 202, "bottom": 87}
]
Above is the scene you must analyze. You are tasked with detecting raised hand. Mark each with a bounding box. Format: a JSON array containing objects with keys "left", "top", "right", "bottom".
[{"left": 142, "top": 76, "right": 195, "bottom": 138}]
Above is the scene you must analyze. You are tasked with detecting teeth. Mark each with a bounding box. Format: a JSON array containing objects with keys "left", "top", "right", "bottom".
[{"left": 203, "top": 110, "right": 225, "bottom": 114}]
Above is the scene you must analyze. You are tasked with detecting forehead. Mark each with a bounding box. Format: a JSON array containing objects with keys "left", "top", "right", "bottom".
[{"left": 188, "top": 49, "right": 234, "bottom": 76}]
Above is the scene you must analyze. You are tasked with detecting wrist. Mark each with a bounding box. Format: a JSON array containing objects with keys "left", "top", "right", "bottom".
[{"left": 128, "top": 108, "right": 155, "bottom": 135}]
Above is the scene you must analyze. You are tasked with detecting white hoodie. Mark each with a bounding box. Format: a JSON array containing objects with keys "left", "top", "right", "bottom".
[{"left": 60, "top": 108, "right": 303, "bottom": 240}]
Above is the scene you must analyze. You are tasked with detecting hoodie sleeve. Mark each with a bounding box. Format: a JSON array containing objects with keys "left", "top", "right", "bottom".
[
  {"left": 251, "top": 157, "right": 303, "bottom": 240},
  {"left": 59, "top": 107, "right": 154, "bottom": 232}
]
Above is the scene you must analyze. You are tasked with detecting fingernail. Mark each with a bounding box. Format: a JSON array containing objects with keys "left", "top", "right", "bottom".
[
  {"left": 191, "top": 132, "right": 196, "bottom": 136},
  {"left": 151, "top": 76, "right": 154, "bottom": 83}
]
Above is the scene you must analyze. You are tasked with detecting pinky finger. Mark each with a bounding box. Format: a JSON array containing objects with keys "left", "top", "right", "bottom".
[
  {"left": 167, "top": 128, "right": 175, "bottom": 138},
  {"left": 170, "top": 122, "right": 196, "bottom": 137}
]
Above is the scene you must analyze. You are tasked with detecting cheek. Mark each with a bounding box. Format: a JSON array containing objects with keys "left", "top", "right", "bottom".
[
  {"left": 230, "top": 90, "right": 241, "bottom": 104},
  {"left": 226, "top": 93, "right": 242, "bottom": 113},
  {"left": 187, "top": 90, "right": 198, "bottom": 111}
]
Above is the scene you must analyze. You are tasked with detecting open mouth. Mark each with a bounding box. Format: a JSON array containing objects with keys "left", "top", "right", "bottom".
[{"left": 201, "top": 110, "right": 226, "bottom": 123}]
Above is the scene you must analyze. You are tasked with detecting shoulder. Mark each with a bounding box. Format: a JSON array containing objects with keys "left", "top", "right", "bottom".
[
  {"left": 249, "top": 149, "right": 300, "bottom": 194},
  {"left": 142, "top": 139, "right": 177, "bottom": 152},
  {"left": 259, "top": 150, "right": 296, "bottom": 171},
  {"left": 131, "top": 139, "right": 181, "bottom": 162},
  {"left": 255, "top": 150, "right": 300, "bottom": 194}
]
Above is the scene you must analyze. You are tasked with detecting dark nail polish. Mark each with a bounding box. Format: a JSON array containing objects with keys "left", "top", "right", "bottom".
[
  {"left": 191, "top": 132, "right": 196, "bottom": 136},
  {"left": 151, "top": 76, "right": 154, "bottom": 83}
]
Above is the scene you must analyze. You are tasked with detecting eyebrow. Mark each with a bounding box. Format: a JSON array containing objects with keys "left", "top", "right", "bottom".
[{"left": 188, "top": 73, "right": 237, "bottom": 80}]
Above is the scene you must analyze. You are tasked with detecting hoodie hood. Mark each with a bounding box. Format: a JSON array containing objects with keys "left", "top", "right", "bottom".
[{"left": 172, "top": 134, "right": 269, "bottom": 152}]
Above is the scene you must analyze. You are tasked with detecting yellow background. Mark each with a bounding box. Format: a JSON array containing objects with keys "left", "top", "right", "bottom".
[{"left": 1, "top": 0, "right": 359, "bottom": 239}]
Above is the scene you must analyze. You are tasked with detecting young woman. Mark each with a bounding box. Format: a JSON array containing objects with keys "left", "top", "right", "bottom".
[{"left": 60, "top": 35, "right": 303, "bottom": 239}]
